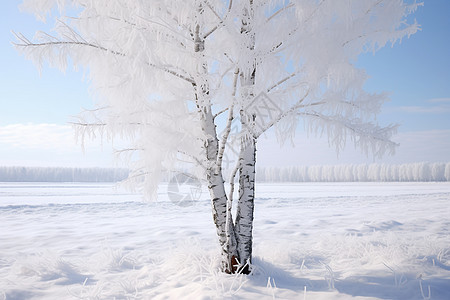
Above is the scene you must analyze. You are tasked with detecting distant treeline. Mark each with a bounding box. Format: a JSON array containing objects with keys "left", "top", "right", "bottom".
[
  {"left": 256, "top": 162, "right": 450, "bottom": 182},
  {"left": 0, "top": 166, "right": 129, "bottom": 182},
  {"left": 2, "top": 163, "right": 450, "bottom": 183}
]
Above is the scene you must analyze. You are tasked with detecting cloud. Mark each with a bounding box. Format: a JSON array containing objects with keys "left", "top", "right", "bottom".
[
  {"left": 396, "top": 105, "right": 450, "bottom": 114},
  {"left": 392, "top": 97, "right": 450, "bottom": 114},
  {"left": 427, "top": 97, "right": 450, "bottom": 103}
]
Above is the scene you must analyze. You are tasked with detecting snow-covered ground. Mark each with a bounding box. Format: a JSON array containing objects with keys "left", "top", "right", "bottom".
[{"left": 1, "top": 182, "right": 449, "bottom": 299}]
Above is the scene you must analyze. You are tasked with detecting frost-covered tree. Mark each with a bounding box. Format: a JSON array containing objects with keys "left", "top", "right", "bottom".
[{"left": 15, "top": 0, "right": 420, "bottom": 273}]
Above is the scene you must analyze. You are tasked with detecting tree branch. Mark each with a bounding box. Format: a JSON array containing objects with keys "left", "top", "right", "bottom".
[
  {"left": 214, "top": 107, "right": 229, "bottom": 119},
  {"left": 256, "top": 90, "right": 318, "bottom": 137},
  {"left": 203, "top": 0, "right": 233, "bottom": 39},
  {"left": 228, "top": 159, "right": 240, "bottom": 200},
  {"left": 217, "top": 68, "right": 239, "bottom": 167},
  {"left": 136, "top": 14, "right": 193, "bottom": 44},
  {"left": 265, "top": 0, "right": 326, "bottom": 55},
  {"left": 205, "top": 1, "right": 222, "bottom": 21},
  {"left": 342, "top": 30, "right": 382, "bottom": 47},
  {"left": 13, "top": 33, "right": 196, "bottom": 85},
  {"left": 300, "top": 111, "right": 399, "bottom": 151},
  {"left": 177, "top": 150, "right": 207, "bottom": 171},
  {"left": 266, "top": 3, "right": 294, "bottom": 23},
  {"left": 217, "top": 104, "right": 234, "bottom": 167},
  {"left": 266, "top": 71, "right": 301, "bottom": 93},
  {"left": 69, "top": 121, "right": 151, "bottom": 127}
]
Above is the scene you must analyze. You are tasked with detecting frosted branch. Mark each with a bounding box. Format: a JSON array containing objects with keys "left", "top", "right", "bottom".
[
  {"left": 203, "top": 0, "right": 233, "bottom": 39},
  {"left": 178, "top": 150, "right": 206, "bottom": 171},
  {"left": 266, "top": 72, "right": 301, "bottom": 93},
  {"left": 301, "top": 111, "right": 398, "bottom": 157},
  {"left": 214, "top": 108, "right": 229, "bottom": 119},
  {"left": 205, "top": 1, "right": 222, "bottom": 21},
  {"left": 228, "top": 160, "right": 240, "bottom": 194},
  {"left": 264, "top": 0, "right": 326, "bottom": 55},
  {"left": 136, "top": 15, "right": 193, "bottom": 44},
  {"left": 266, "top": 3, "right": 294, "bottom": 23},
  {"left": 365, "top": 0, "right": 384, "bottom": 15},
  {"left": 71, "top": 14, "right": 191, "bottom": 48},
  {"left": 217, "top": 104, "right": 234, "bottom": 168},
  {"left": 14, "top": 0, "right": 421, "bottom": 201},
  {"left": 69, "top": 122, "right": 107, "bottom": 127},
  {"left": 256, "top": 90, "right": 312, "bottom": 137},
  {"left": 14, "top": 34, "right": 196, "bottom": 85}
]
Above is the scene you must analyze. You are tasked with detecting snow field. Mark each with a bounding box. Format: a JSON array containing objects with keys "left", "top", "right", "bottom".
[{"left": 0, "top": 182, "right": 449, "bottom": 299}]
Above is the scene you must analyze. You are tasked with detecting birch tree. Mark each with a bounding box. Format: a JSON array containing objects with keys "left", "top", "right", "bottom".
[{"left": 15, "top": 0, "right": 420, "bottom": 274}]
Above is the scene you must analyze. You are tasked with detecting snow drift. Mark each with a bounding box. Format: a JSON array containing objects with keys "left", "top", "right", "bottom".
[{"left": 1, "top": 182, "right": 449, "bottom": 299}]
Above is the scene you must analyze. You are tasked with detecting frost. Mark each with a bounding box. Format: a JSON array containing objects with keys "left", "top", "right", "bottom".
[
  {"left": 14, "top": 0, "right": 420, "bottom": 197},
  {"left": 257, "top": 162, "right": 450, "bottom": 182},
  {"left": 14, "top": 0, "right": 421, "bottom": 273}
]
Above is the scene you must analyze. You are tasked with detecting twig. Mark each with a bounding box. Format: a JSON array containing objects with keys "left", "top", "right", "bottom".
[
  {"left": 267, "top": 3, "right": 295, "bottom": 23},
  {"left": 13, "top": 33, "right": 196, "bottom": 85}
]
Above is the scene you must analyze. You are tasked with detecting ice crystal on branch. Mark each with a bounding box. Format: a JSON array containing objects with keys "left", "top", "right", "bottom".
[{"left": 15, "top": 0, "right": 421, "bottom": 273}]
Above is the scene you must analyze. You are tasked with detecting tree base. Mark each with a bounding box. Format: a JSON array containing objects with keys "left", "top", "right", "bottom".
[
  {"left": 225, "top": 256, "right": 251, "bottom": 275},
  {"left": 237, "top": 263, "right": 251, "bottom": 275}
]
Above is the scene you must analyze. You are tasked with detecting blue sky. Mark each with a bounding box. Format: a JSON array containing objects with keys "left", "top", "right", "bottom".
[{"left": 0, "top": 1, "right": 449, "bottom": 167}]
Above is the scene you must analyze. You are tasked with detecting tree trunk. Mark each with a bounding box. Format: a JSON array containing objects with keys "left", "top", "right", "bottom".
[
  {"left": 193, "top": 7, "right": 239, "bottom": 273},
  {"left": 207, "top": 169, "right": 238, "bottom": 273},
  {"left": 235, "top": 138, "right": 256, "bottom": 274},
  {"left": 235, "top": 0, "right": 256, "bottom": 271},
  {"left": 201, "top": 107, "right": 238, "bottom": 273}
]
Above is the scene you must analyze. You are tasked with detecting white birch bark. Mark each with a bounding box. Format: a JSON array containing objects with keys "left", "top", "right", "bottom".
[
  {"left": 15, "top": 0, "right": 420, "bottom": 276},
  {"left": 235, "top": 133, "right": 256, "bottom": 273},
  {"left": 233, "top": 0, "right": 257, "bottom": 273},
  {"left": 201, "top": 106, "right": 238, "bottom": 273},
  {"left": 193, "top": 7, "right": 238, "bottom": 272}
]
